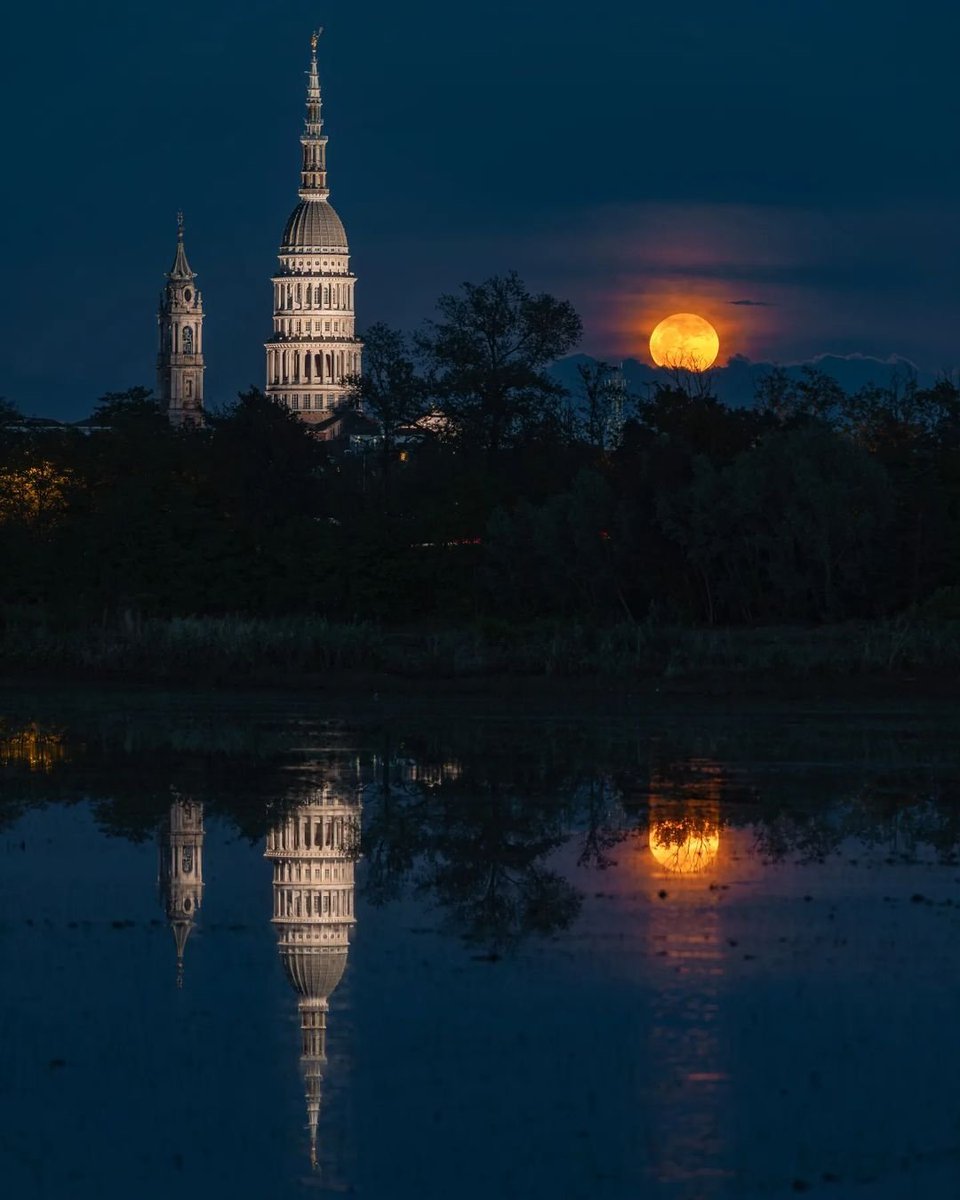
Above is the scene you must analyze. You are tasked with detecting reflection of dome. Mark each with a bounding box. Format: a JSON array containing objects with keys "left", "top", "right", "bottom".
[
  {"left": 280, "top": 200, "right": 348, "bottom": 251},
  {"left": 649, "top": 822, "right": 720, "bottom": 874},
  {"left": 265, "top": 785, "right": 360, "bottom": 1170},
  {"left": 280, "top": 946, "right": 348, "bottom": 999}
]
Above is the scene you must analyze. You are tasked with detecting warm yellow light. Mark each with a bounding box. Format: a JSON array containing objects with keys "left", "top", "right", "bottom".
[
  {"left": 0, "top": 461, "right": 73, "bottom": 525},
  {"left": 649, "top": 821, "right": 720, "bottom": 874},
  {"left": 649, "top": 313, "right": 720, "bottom": 371},
  {"left": 0, "top": 722, "right": 68, "bottom": 772}
]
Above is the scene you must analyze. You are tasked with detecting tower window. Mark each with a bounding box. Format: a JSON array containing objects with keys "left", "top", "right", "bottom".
[{"left": 183, "top": 326, "right": 194, "bottom": 354}]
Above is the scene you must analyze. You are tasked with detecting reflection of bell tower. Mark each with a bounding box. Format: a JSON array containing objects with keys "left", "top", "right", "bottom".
[
  {"left": 265, "top": 776, "right": 360, "bottom": 1170},
  {"left": 158, "top": 797, "right": 205, "bottom": 988}
]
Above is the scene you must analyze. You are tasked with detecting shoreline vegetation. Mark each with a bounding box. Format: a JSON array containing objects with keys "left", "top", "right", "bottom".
[
  {"left": 6, "top": 277, "right": 960, "bottom": 698},
  {"left": 3, "top": 613, "right": 960, "bottom": 694}
]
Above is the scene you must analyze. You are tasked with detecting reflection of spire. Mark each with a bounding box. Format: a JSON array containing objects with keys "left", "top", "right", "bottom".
[
  {"left": 158, "top": 797, "right": 205, "bottom": 988},
  {"left": 265, "top": 772, "right": 360, "bottom": 1171}
]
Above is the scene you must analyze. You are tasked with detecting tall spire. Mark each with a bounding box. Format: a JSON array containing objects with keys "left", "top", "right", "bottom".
[
  {"left": 167, "top": 211, "right": 195, "bottom": 280},
  {"left": 299, "top": 31, "right": 329, "bottom": 200}
]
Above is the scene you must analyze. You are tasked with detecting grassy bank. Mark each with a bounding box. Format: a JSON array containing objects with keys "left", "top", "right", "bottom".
[{"left": 2, "top": 612, "right": 960, "bottom": 690}]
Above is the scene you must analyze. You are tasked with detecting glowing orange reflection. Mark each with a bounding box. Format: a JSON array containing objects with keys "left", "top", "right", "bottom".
[
  {"left": 648, "top": 821, "right": 720, "bottom": 874},
  {"left": 646, "top": 758, "right": 724, "bottom": 876}
]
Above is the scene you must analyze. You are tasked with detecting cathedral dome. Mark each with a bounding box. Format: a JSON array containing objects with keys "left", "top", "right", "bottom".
[
  {"left": 280, "top": 945, "right": 349, "bottom": 998},
  {"left": 281, "top": 200, "right": 348, "bottom": 251}
]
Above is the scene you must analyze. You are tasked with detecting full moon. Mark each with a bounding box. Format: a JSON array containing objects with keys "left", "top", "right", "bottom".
[{"left": 649, "top": 313, "right": 720, "bottom": 371}]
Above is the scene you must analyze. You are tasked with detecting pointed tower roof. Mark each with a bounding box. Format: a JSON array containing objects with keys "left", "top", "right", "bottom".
[
  {"left": 167, "top": 212, "right": 195, "bottom": 280},
  {"left": 299, "top": 29, "right": 329, "bottom": 201},
  {"left": 171, "top": 918, "right": 194, "bottom": 989},
  {"left": 279, "top": 32, "right": 346, "bottom": 253}
]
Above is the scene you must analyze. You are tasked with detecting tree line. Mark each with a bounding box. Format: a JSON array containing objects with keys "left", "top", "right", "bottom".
[{"left": 2, "top": 271, "right": 960, "bottom": 627}]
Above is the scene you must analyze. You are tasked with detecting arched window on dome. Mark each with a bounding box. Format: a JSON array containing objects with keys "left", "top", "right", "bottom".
[{"left": 323, "top": 285, "right": 330, "bottom": 307}]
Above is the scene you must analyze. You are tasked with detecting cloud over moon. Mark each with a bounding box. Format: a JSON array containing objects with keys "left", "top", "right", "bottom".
[
  {"left": 363, "top": 199, "right": 959, "bottom": 376},
  {"left": 518, "top": 201, "right": 960, "bottom": 372}
]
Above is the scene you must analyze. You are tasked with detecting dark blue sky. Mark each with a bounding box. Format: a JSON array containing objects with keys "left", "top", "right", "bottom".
[{"left": 3, "top": 0, "right": 958, "bottom": 418}]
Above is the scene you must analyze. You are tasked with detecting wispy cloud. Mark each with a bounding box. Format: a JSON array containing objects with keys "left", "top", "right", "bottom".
[{"left": 519, "top": 201, "right": 960, "bottom": 370}]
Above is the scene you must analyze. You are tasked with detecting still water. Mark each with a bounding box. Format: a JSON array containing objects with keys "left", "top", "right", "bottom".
[{"left": 2, "top": 691, "right": 960, "bottom": 1199}]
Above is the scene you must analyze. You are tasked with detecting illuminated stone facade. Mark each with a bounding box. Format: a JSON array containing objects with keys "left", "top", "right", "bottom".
[
  {"left": 265, "top": 32, "right": 362, "bottom": 426},
  {"left": 158, "top": 796, "right": 205, "bottom": 987},
  {"left": 265, "top": 775, "right": 360, "bottom": 1168},
  {"left": 157, "top": 215, "right": 205, "bottom": 427}
]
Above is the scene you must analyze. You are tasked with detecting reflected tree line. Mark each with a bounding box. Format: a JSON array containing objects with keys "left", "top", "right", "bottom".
[
  {"left": 4, "top": 710, "right": 959, "bottom": 1170},
  {"left": 3, "top": 712, "right": 960, "bottom": 949}
]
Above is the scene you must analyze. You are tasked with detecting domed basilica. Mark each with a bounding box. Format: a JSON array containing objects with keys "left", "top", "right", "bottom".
[{"left": 156, "top": 31, "right": 362, "bottom": 430}]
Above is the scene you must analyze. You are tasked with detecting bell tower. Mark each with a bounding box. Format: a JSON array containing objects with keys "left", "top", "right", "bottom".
[{"left": 157, "top": 213, "right": 205, "bottom": 427}]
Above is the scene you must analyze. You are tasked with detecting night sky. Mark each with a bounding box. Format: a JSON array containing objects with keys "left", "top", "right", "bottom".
[{"left": 4, "top": 0, "right": 958, "bottom": 420}]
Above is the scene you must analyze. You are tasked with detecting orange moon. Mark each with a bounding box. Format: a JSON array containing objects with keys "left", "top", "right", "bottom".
[{"left": 649, "top": 313, "right": 720, "bottom": 371}]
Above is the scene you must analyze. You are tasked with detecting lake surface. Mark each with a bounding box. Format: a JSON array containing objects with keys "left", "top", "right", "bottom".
[{"left": 2, "top": 690, "right": 960, "bottom": 1198}]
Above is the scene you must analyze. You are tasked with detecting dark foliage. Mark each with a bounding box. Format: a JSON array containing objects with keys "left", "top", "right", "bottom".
[{"left": 3, "top": 279, "right": 960, "bottom": 631}]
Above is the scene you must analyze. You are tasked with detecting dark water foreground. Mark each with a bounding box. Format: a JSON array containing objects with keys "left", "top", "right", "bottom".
[{"left": 2, "top": 690, "right": 960, "bottom": 1199}]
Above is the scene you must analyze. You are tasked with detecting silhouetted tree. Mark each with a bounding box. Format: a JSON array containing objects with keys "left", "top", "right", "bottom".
[
  {"left": 0, "top": 397, "right": 21, "bottom": 425},
  {"left": 575, "top": 360, "right": 625, "bottom": 453},
  {"left": 659, "top": 426, "right": 894, "bottom": 622},
  {"left": 91, "top": 386, "right": 168, "bottom": 432},
  {"left": 417, "top": 272, "right": 582, "bottom": 457},
  {"left": 755, "top": 366, "right": 847, "bottom": 428},
  {"left": 343, "top": 322, "right": 428, "bottom": 501}
]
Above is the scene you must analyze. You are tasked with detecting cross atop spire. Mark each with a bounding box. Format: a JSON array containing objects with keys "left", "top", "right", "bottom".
[
  {"left": 167, "top": 212, "right": 195, "bottom": 280},
  {"left": 299, "top": 33, "right": 329, "bottom": 199}
]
